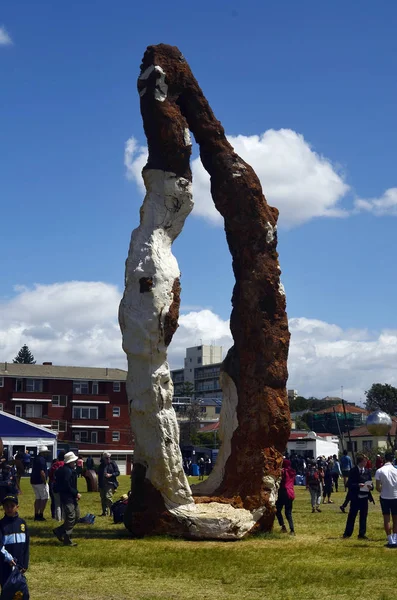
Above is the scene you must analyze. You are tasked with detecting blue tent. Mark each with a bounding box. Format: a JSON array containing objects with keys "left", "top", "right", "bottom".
[{"left": 0, "top": 412, "right": 57, "bottom": 458}]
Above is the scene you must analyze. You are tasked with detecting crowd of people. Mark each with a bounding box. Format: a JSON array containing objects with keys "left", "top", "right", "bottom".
[
  {"left": 1, "top": 444, "right": 397, "bottom": 595},
  {"left": 276, "top": 450, "right": 397, "bottom": 546}
]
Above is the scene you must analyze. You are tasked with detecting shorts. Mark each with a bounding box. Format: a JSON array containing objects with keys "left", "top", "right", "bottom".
[
  {"left": 342, "top": 470, "right": 350, "bottom": 477},
  {"left": 31, "top": 483, "right": 49, "bottom": 500},
  {"left": 380, "top": 497, "right": 397, "bottom": 516}
]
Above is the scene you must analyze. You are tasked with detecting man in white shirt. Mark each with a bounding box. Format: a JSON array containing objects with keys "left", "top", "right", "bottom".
[{"left": 375, "top": 451, "right": 397, "bottom": 548}]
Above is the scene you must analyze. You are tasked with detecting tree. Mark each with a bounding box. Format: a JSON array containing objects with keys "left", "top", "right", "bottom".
[
  {"left": 365, "top": 383, "right": 397, "bottom": 416},
  {"left": 13, "top": 344, "right": 36, "bottom": 364},
  {"left": 177, "top": 381, "right": 194, "bottom": 398}
]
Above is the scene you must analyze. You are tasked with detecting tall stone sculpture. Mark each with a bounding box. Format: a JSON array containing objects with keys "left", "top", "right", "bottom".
[{"left": 119, "top": 44, "right": 290, "bottom": 539}]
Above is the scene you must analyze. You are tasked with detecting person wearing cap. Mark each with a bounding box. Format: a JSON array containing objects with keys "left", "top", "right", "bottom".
[
  {"left": 30, "top": 445, "right": 50, "bottom": 521},
  {"left": 53, "top": 452, "right": 81, "bottom": 546},
  {"left": 98, "top": 453, "right": 120, "bottom": 516},
  {"left": 0, "top": 495, "right": 29, "bottom": 590}
]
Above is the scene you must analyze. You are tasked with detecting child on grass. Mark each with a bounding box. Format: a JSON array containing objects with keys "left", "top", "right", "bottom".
[{"left": 0, "top": 494, "right": 29, "bottom": 590}]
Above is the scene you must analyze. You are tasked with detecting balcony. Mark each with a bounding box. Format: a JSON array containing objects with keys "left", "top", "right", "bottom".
[
  {"left": 71, "top": 394, "right": 110, "bottom": 404},
  {"left": 194, "top": 370, "right": 220, "bottom": 380},
  {"left": 71, "top": 418, "right": 109, "bottom": 428},
  {"left": 12, "top": 393, "right": 52, "bottom": 402}
]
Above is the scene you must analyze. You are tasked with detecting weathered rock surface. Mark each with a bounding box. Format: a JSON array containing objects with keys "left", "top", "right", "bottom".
[{"left": 119, "top": 44, "right": 290, "bottom": 539}]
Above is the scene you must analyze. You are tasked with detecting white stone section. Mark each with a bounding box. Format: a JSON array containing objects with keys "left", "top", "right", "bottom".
[
  {"left": 278, "top": 281, "right": 286, "bottom": 296},
  {"left": 191, "top": 371, "right": 238, "bottom": 495},
  {"left": 138, "top": 65, "right": 168, "bottom": 102},
  {"left": 265, "top": 222, "right": 275, "bottom": 243},
  {"left": 183, "top": 128, "right": 192, "bottom": 146},
  {"left": 170, "top": 502, "right": 258, "bottom": 540},
  {"left": 119, "top": 168, "right": 194, "bottom": 509}
]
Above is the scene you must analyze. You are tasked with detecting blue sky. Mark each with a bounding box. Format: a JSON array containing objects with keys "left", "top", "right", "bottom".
[{"left": 1, "top": 1, "right": 397, "bottom": 399}]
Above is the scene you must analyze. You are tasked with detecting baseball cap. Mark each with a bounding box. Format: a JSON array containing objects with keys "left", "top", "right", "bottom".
[{"left": 2, "top": 495, "right": 18, "bottom": 505}]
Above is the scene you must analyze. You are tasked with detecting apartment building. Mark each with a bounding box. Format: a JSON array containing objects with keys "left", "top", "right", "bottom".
[
  {"left": 171, "top": 345, "right": 223, "bottom": 400},
  {"left": 0, "top": 362, "right": 133, "bottom": 474}
]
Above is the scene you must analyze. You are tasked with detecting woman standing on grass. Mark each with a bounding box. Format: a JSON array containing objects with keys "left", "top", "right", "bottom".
[
  {"left": 275, "top": 459, "right": 296, "bottom": 535},
  {"left": 306, "top": 460, "right": 323, "bottom": 513},
  {"left": 323, "top": 463, "right": 334, "bottom": 504}
]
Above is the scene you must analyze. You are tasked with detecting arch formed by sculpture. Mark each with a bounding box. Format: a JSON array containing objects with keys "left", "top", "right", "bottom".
[{"left": 119, "top": 44, "right": 291, "bottom": 539}]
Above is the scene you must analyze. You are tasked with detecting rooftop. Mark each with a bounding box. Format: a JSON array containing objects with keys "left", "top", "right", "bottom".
[
  {"left": 0, "top": 362, "right": 127, "bottom": 381},
  {"left": 349, "top": 417, "right": 397, "bottom": 438},
  {"left": 314, "top": 403, "right": 368, "bottom": 415}
]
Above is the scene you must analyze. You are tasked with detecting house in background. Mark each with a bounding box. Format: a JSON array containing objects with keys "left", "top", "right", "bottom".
[
  {"left": 348, "top": 417, "right": 397, "bottom": 454},
  {"left": 309, "top": 403, "right": 368, "bottom": 436},
  {"left": 0, "top": 362, "right": 133, "bottom": 474}
]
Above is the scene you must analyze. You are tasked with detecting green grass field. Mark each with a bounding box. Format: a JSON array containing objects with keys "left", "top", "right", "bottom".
[{"left": 11, "top": 476, "right": 397, "bottom": 600}]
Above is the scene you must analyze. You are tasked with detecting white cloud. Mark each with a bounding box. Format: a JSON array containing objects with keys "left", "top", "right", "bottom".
[
  {"left": 355, "top": 188, "right": 397, "bottom": 216},
  {"left": 2, "top": 282, "right": 397, "bottom": 403},
  {"left": 125, "top": 130, "right": 350, "bottom": 228},
  {"left": 0, "top": 282, "right": 124, "bottom": 368},
  {"left": 124, "top": 137, "right": 147, "bottom": 189},
  {"left": 0, "top": 26, "right": 12, "bottom": 46}
]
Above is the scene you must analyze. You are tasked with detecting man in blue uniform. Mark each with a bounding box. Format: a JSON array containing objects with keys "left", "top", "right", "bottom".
[{"left": 0, "top": 494, "right": 29, "bottom": 589}]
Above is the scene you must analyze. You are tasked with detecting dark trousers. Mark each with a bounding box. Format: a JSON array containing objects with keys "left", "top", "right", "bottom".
[
  {"left": 332, "top": 472, "right": 339, "bottom": 492},
  {"left": 343, "top": 497, "right": 368, "bottom": 537},
  {"left": 341, "top": 489, "right": 351, "bottom": 508},
  {"left": 54, "top": 501, "right": 80, "bottom": 542},
  {"left": 276, "top": 496, "right": 294, "bottom": 532}
]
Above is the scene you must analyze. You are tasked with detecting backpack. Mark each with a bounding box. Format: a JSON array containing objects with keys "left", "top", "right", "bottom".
[
  {"left": 307, "top": 468, "right": 320, "bottom": 489},
  {"left": 111, "top": 499, "right": 128, "bottom": 524}
]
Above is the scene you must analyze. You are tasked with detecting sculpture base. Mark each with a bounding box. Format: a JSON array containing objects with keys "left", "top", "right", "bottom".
[{"left": 124, "top": 490, "right": 275, "bottom": 540}]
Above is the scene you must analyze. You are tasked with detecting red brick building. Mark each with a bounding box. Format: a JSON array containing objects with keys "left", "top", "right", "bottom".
[{"left": 0, "top": 362, "right": 134, "bottom": 474}]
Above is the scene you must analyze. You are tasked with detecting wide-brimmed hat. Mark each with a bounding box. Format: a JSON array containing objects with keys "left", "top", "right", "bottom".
[
  {"left": 38, "top": 445, "right": 49, "bottom": 453},
  {"left": 103, "top": 452, "right": 111, "bottom": 458},
  {"left": 64, "top": 451, "right": 78, "bottom": 464}
]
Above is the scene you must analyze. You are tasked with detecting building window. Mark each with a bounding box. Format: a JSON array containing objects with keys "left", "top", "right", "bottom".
[
  {"left": 91, "top": 431, "right": 98, "bottom": 444},
  {"left": 73, "top": 381, "right": 89, "bottom": 394},
  {"left": 92, "top": 381, "right": 99, "bottom": 395},
  {"left": 26, "top": 379, "right": 43, "bottom": 393},
  {"left": 347, "top": 441, "right": 358, "bottom": 452},
  {"left": 26, "top": 404, "right": 43, "bottom": 418},
  {"left": 52, "top": 395, "right": 67, "bottom": 407},
  {"left": 0, "top": 377, "right": 3, "bottom": 387},
  {"left": 72, "top": 406, "right": 98, "bottom": 420},
  {"left": 113, "top": 381, "right": 121, "bottom": 392},
  {"left": 15, "top": 405, "right": 22, "bottom": 418},
  {"left": 113, "top": 406, "right": 120, "bottom": 417},
  {"left": 197, "top": 357, "right": 202, "bottom": 364},
  {"left": 112, "top": 431, "right": 120, "bottom": 442},
  {"left": 362, "top": 440, "right": 373, "bottom": 451},
  {"left": 51, "top": 420, "right": 67, "bottom": 432},
  {"left": 15, "top": 378, "right": 23, "bottom": 392},
  {"left": 215, "top": 407, "right": 221, "bottom": 414},
  {"left": 72, "top": 432, "right": 80, "bottom": 442}
]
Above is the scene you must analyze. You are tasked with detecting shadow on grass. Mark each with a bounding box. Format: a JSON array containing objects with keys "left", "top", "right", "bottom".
[{"left": 29, "top": 524, "right": 132, "bottom": 540}]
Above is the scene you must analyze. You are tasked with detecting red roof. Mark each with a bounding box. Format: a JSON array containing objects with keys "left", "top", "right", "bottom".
[
  {"left": 349, "top": 417, "right": 397, "bottom": 438},
  {"left": 314, "top": 404, "right": 368, "bottom": 415},
  {"left": 199, "top": 422, "right": 219, "bottom": 433}
]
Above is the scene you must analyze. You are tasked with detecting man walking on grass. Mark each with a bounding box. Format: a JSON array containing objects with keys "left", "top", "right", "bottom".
[
  {"left": 30, "top": 445, "right": 50, "bottom": 521},
  {"left": 342, "top": 454, "right": 374, "bottom": 540},
  {"left": 53, "top": 452, "right": 81, "bottom": 547},
  {"left": 98, "top": 452, "right": 120, "bottom": 516},
  {"left": 375, "top": 451, "right": 397, "bottom": 548}
]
